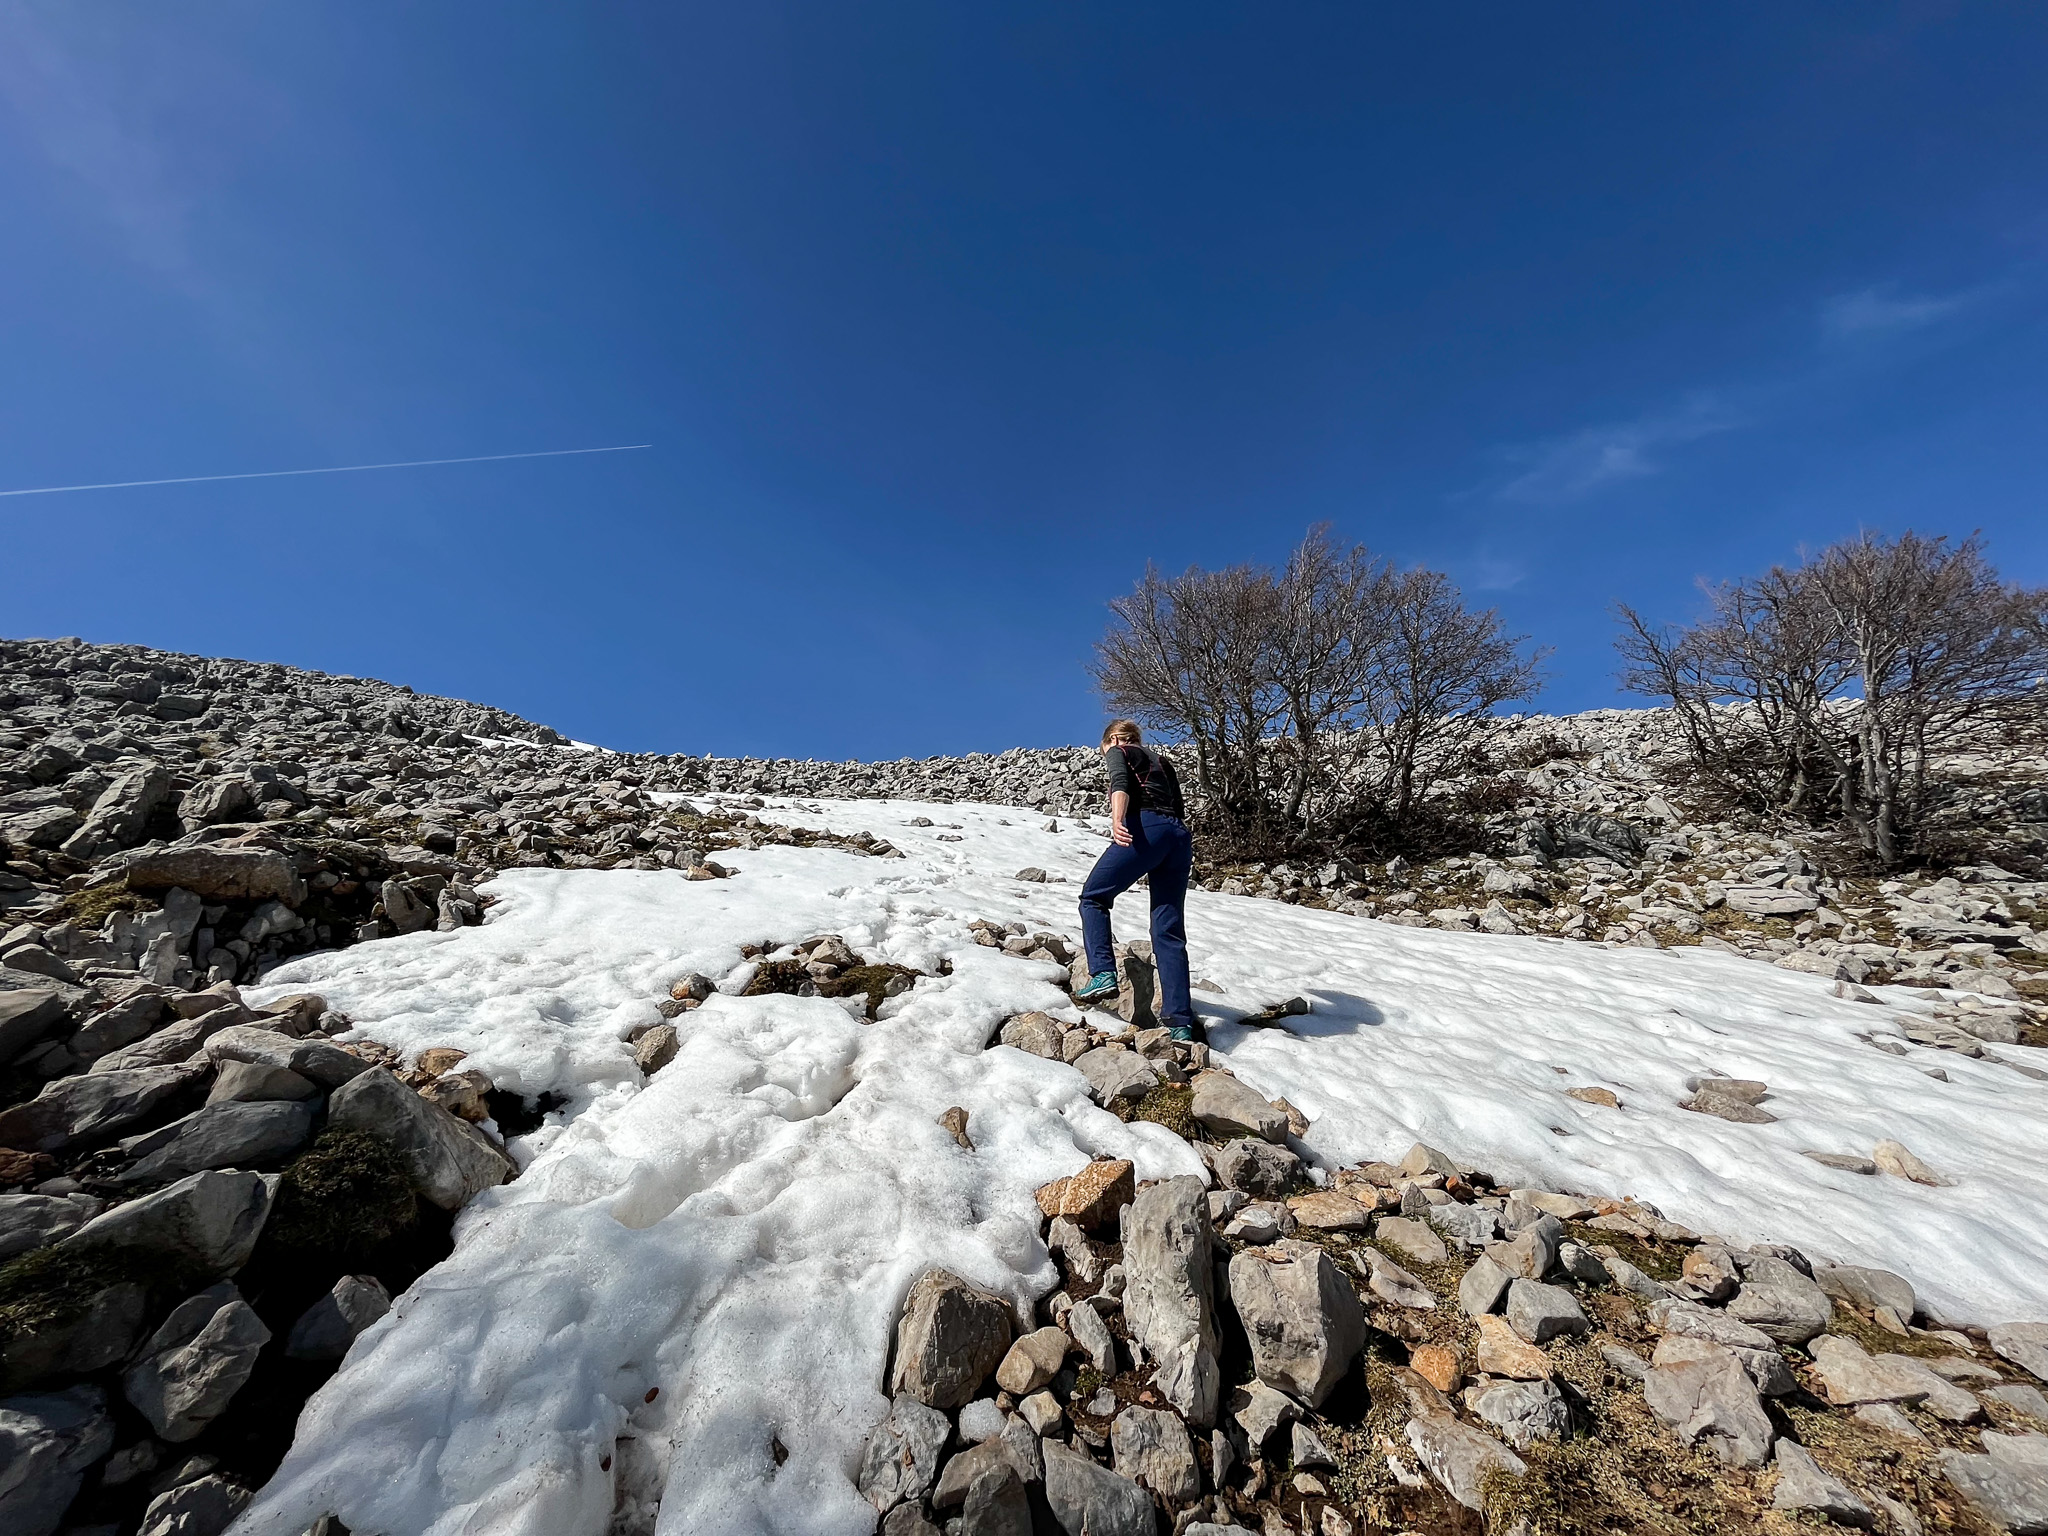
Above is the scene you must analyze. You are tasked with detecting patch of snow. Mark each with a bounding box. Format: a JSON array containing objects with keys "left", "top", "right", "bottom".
[{"left": 236, "top": 795, "right": 2048, "bottom": 1536}]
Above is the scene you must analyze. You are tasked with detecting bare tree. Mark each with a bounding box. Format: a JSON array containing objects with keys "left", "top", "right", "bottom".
[
  {"left": 1093, "top": 529, "right": 1543, "bottom": 854},
  {"left": 1619, "top": 531, "right": 2048, "bottom": 865}
]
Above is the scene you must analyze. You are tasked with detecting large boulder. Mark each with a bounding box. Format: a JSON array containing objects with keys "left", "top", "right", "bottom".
[
  {"left": 0, "top": 1385, "right": 115, "bottom": 1536},
  {"left": 286, "top": 1274, "right": 391, "bottom": 1362},
  {"left": 63, "top": 1168, "right": 273, "bottom": 1277},
  {"left": 889, "top": 1269, "right": 1013, "bottom": 1411},
  {"left": 70, "top": 993, "right": 168, "bottom": 1064},
  {"left": 118, "top": 844, "right": 306, "bottom": 906},
  {"left": 1726, "top": 1275, "right": 1831, "bottom": 1346},
  {"left": 137, "top": 1474, "right": 253, "bottom": 1536},
  {"left": 60, "top": 764, "right": 174, "bottom": 860},
  {"left": 0, "top": 1061, "right": 207, "bottom": 1153},
  {"left": 1121, "top": 1176, "right": 1221, "bottom": 1427},
  {"left": 123, "top": 1282, "right": 270, "bottom": 1441},
  {"left": 1406, "top": 1412, "right": 1526, "bottom": 1512},
  {"left": 0, "top": 988, "right": 66, "bottom": 1063},
  {"left": 204, "top": 1026, "right": 369, "bottom": 1089},
  {"left": 1227, "top": 1239, "right": 1365, "bottom": 1407},
  {"left": 116, "top": 1100, "right": 316, "bottom": 1186},
  {"left": 1940, "top": 1431, "right": 2048, "bottom": 1534},
  {"left": 1073, "top": 1048, "right": 1157, "bottom": 1105},
  {"left": 1041, "top": 1440, "right": 1156, "bottom": 1536},
  {"left": 1214, "top": 1138, "right": 1300, "bottom": 1197},
  {"left": 325, "top": 1067, "right": 513, "bottom": 1210},
  {"left": 1189, "top": 1072, "right": 1287, "bottom": 1142},
  {"left": 1815, "top": 1263, "right": 1916, "bottom": 1322}
]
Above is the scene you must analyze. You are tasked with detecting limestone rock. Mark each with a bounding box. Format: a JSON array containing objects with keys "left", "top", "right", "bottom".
[
  {"left": 994, "top": 1327, "right": 1068, "bottom": 1394},
  {"left": 0, "top": 1384, "right": 116, "bottom": 1536},
  {"left": 1727, "top": 1276, "right": 1832, "bottom": 1346},
  {"left": 856, "top": 1393, "right": 952, "bottom": 1513},
  {"left": 123, "top": 1282, "right": 270, "bottom": 1442},
  {"left": 1375, "top": 1215, "right": 1448, "bottom": 1267},
  {"left": 63, "top": 1168, "right": 272, "bottom": 1277},
  {"left": 1111, "top": 1403, "right": 1200, "bottom": 1500},
  {"left": 890, "top": 1269, "right": 1013, "bottom": 1411},
  {"left": 120, "top": 845, "right": 306, "bottom": 905},
  {"left": 1940, "top": 1431, "right": 2048, "bottom": 1535},
  {"left": 1770, "top": 1440, "right": 1873, "bottom": 1526},
  {"left": 1506, "top": 1279, "right": 1589, "bottom": 1344},
  {"left": 326, "top": 1067, "right": 513, "bottom": 1211},
  {"left": 205, "top": 1060, "right": 318, "bottom": 1105},
  {"left": 1873, "top": 1139, "right": 1949, "bottom": 1186},
  {"left": 1459, "top": 1254, "right": 1514, "bottom": 1318},
  {"left": 1363, "top": 1249, "right": 1436, "bottom": 1310},
  {"left": 0, "top": 1192, "right": 98, "bottom": 1262},
  {"left": 1215, "top": 1138, "right": 1300, "bottom": 1197},
  {"left": 0, "top": 1061, "right": 208, "bottom": 1153},
  {"left": 1041, "top": 1439, "right": 1156, "bottom": 1536},
  {"left": 1467, "top": 1376, "right": 1570, "bottom": 1450},
  {"left": 1288, "top": 1189, "right": 1372, "bottom": 1233},
  {"left": 634, "top": 1024, "right": 680, "bottom": 1075},
  {"left": 1074, "top": 1047, "right": 1158, "bottom": 1105},
  {"left": 1121, "top": 1175, "right": 1221, "bottom": 1427},
  {"left": 137, "top": 1474, "right": 252, "bottom": 1536},
  {"left": 998, "top": 1012, "right": 1063, "bottom": 1060},
  {"left": 1044, "top": 1158, "right": 1134, "bottom": 1230},
  {"left": 1405, "top": 1412, "right": 1527, "bottom": 1512},
  {"left": 1190, "top": 1071, "right": 1287, "bottom": 1141},
  {"left": 1816, "top": 1263, "right": 1917, "bottom": 1321},
  {"left": 286, "top": 1275, "right": 392, "bottom": 1361},
  {"left": 1228, "top": 1239, "right": 1365, "bottom": 1407},
  {"left": 1474, "top": 1314, "right": 1552, "bottom": 1380},
  {"left": 1989, "top": 1322, "right": 2048, "bottom": 1383},
  {"left": 117, "top": 1100, "right": 316, "bottom": 1186},
  {"left": 204, "top": 1026, "right": 369, "bottom": 1089},
  {"left": 1642, "top": 1349, "right": 1774, "bottom": 1468}
]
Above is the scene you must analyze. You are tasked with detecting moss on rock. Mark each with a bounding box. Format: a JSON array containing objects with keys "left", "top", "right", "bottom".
[{"left": 265, "top": 1129, "right": 420, "bottom": 1259}]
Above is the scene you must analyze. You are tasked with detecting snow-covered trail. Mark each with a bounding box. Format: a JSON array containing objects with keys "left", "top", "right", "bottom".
[{"left": 232, "top": 795, "right": 2048, "bottom": 1536}]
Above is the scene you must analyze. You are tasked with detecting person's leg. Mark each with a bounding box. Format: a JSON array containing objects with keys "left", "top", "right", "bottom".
[
  {"left": 1079, "top": 824, "right": 1155, "bottom": 977},
  {"left": 1145, "top": 815, "right": 1196, "bottom": 1033}
]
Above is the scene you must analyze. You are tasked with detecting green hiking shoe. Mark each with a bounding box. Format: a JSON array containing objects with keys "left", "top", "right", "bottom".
[{"left": 1072, "top": 969, "right": 1119, "bottom": 1003}]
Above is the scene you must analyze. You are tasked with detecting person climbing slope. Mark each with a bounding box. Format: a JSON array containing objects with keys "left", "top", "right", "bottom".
[{"left": 1072, "top": 719, "right": 1198, "bottom": 1041}]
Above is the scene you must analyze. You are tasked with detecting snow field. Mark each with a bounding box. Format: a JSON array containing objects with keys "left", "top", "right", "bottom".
[{"left": 231, "top": 795, "right": 2048, "bottom": 1536}]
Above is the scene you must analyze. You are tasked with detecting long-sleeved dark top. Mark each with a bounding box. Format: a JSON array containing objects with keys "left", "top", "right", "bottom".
[{"left": 1106, "top": 744, "right": 1186, "bottom": 820}]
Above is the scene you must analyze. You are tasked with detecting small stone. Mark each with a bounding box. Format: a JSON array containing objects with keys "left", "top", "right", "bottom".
[
  {"left": 1066, "top": 1293, "right": 1115, "bottom": 1374},
  {"left": 1287, "top": 1189, "right": 1373, "bottom": 1233},
  {"left": 1055, "top": 1158, "right": 1134, "bottom": 1229},
  {"left": 1364, "top": 1249, "right": 1437, "bottom": 1310},
  {"left": 1018, "top": 1391, "right": 1062, "bottom": 1436},
  {"left": 1853, "top": 1403, "right": 1928, "bottom": 1442},
  {"left": 1564, "top": 1086, "right": 1619, "bottom": 1108},
  {"left": 1466, "top": 1376, "right": 1570, "bottom": 1451},
  {"left": 1215, "top": 1138, "right": 1301, "bottom": 1197},
  {"left": 1110, "top": 1404, "right": 1200, "bottom": 1500},
  {"left": 1989, "top": 1321, "right": 2048, "bottom": 1383},
  {"left": 890, "top": 1269, "right": 1013, "bottom": 1411},
  {"left": 1803, "top": 1151, "right": 1880, "bottom": 1175},
  {"left": 857, "top": 1394, "right": 952, "bottom": 1514},
  {"left": 1458, "top": 1254, "right": 1514, "bottom": 1318},
  {"left": 1941, "top": 1431, "right": 2048, "bottom": 1535},
  {"left": 1872, "top": 1139, "right": 1949, "bottom": 1186},
  {"left": 994, "top": 1327, "right": 1068, "bottom": 1396},
  {"left": 957, "top": 1398, "right": 1006, "bottom": 1443},
  {"left": 1600, "top": 1343, "right": 1651, "bottom": 1382},
  {"left": 1405, "top": 1411, "right": 1526, "bottom": 1512},
  {"left": 634, "top": 1025, "right": 680, "bottom": 1075},
  {"left": 1642, "top": 1349, "right": 1775, "bottom": 1468},
  {"left": 122, "top": 1283, "right": 270, "bottom": 1442},
  {"left": 1231, "top": 1380, "right": 1300, "bottom": 1446},
  {"left": 1473, "top": 1314, "right": 1552, "bottom": 1380},
  {"left": 1815, "top": 1264, "right": 1917, "bottom": 1320},
  {"left": 1409, "top": 1343, "right": 1464, "bottom": 1394},
  {"left": 1770, "top": 1439, "right": 1874, "bottom": 1525},
  {"left": 1190, "top": 1071, "right": 1288, "bottom": 1141},
  {"left": 938, "top": 1107, "right": 973, "bottom": 1151},
  {"left": 1985, "top": 1383, "right": 2048, "bottom": 1420}
]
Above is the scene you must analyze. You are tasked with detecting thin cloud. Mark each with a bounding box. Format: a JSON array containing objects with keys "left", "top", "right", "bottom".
[
  {"left": 1820, "top": 284, "right": 1974, "bottom": 339},
  {"left": 1494, "top": 398, "right": 1738, "bottom": 505}
]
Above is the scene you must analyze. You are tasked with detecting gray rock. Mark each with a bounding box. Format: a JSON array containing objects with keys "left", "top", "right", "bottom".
[
  {"left": 1121, "top": 1175, "right": 1221, "bottom": 1427},
  {"left": 1364, "top": 1248, "right": 1437, "bottom": 1310},
  {"left": 69, "top": 993, "right": 166, "bottom": 1064},
  {"left": 1600, "top": 1342, "right": 1651, "bottom": 1381},
  {"left": 118, "top": 845, "right": 305, "bottom": 906},
  {"left": 205, "top": 1060, "right": 317, "bottom": 1105},
  {"left": 1426, "top": 1201, "right": 1498, "bottom": 1249},
  {"left": 1646, "top": 1298, "right": 1777, "bottom": 1352},
  {"left": 1466, "top": 1376, "right": 1571, "bottom": 1450},
  {"left": 1232, "top": 1380, "right": 1299, "bottom": 1446},
  {"left": 1651, "top": 1335, "right": 1795, "bottom": 1399},
  {"left": 1405, "top": 1412, "right": 1526, "bottom": 1511},
  {"left": 1770, "top": 1440, "right": 1873, "bottom": 1526},
  {"left": 856, "top": 1393, "right": 952, "bottom": 1513},
  {"left": 1727, "top": 1278, "right": 1832, "bottom": 1346},
  {"left": 1804, "top": 1151, "right": 1880, "bottom": 1175},
  {"left": 960, "top": 1459, "right": 1030, "bottom": 1536},
  {"left": 178, "top": 774, "right": 257, "bottom": 832},
  {"left": 881, "top": 1504, "right": 944, "bottom": 1536},
  {"left": 0, "top": 1385, "right": 115, "bottom": 1536},
  {"left": 0, "top": 1061, "right": 207, "bottom": 1152},
  {"left": 1375, "top": 1215, "right": 1449, "bottom": 1267},
  {"left": 1487, "top": 1217, "right": 1562, "bottom": 1281},
  {"left": 0, "top": 1276, "right": 148, "bottom": 1394},
  {"left": 1598, "top": 1248, "right": 1672, "bottom": 1302},
  {"left": 203, "top": 1026, "right": 368, "bottom": 1089},
  {"left": 1458, "top": 1254, "right": 1514, "bottom": 1317},
  {"left": 1067, "top": 1291, "right": 1115, "bottom": 1373},
  {"left": 0, "top": 1192, "right": 98, "bottom": 1261},
  {"left": 326, "top": 1067, "right": 513, "bottom": 1211},
  {"left": 1815, "top": 1263, "right": 1916, "bottom": 1321},
  {"left": 1189, "top": 1071, "right": 1287, "bottom": 1142},
  {"left": 1111, "top": 1404, "right": 1200, "bottom": 1500},
  {"left": 285, "top": 1275, "right": 391, "bottom": 1361},
  {"left": 633, "top": 1024, "right": 679, "bottom": 1075},
  {"left": 0, "top": 987, "right": 65, "bottom": 1063},
  {"left": 994, "top": 1327, "right": 1068, "bottom": 1395},
  {"left": 1723, "top": 884, "right": 1820, "bottom": 916},
  {"left": 1291, "top": 1420, "right": 1336, "bottom": 1469},
  {"left": 61, "top": 763, "right": 174, "bottom": 860},
  {"left": 1855, "top": 1402, "right": 1929, "bottom": 1442},
  {"left": 137, "top": 1472, "right": 251, "bottom": 1536},
  {"left": 1940, "top": 1431, "right": 2048, "bottom": 1534},
  {"left": 1505, "top": 1279, "right": 1589, "bottom": 1344},
  {"left": 1809, "top": 1336, "right": 1983, "bottom": 1420},
  {"left": 1228, "top": 1239, "right": 1365, "bottom": 1407},
  {"left": 63, "top": 1168, "right": 273, "bottom": 1277},
  {"left": 1074, "top": 1047, "right": 1158, "bottom": 1105},
  {"left": 1990, "top": 1322, "right": 2048, "bottom": 1384},
  {"left": 117, "top": 1100, "right": 315, "bottom": 1185},
  {"left": 889, "top": 1269, "right": 1013, "bottom": 1411},
  {"left": 123, "top": 1283, "right": 270, "bottom": 1442},
  {"left": 1642, "top": 1349, "right": 1775, "bottom": 1468},
  {"left": 1214, "top": 1138, "right": 1300, "bottom": 1197},
  {"left": 1986, "top": 1384, "right": 2048, "bottom": 1421},
  {"left": 1041, "top": 1439, "right": 1156, "bottom": 1536},
  {"left": 1556, "top": 1241, "right": 1611, "bottom": 1286}
]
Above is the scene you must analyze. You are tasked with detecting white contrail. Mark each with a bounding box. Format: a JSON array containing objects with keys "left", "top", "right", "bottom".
[{"left": 0, "top": 443, "right": 652, "bottom": 498}]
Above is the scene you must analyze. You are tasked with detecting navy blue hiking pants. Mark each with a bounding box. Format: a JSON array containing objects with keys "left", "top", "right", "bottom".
[{"left": 1079, "top": 810, "right": 1194, "bottom": 1032}]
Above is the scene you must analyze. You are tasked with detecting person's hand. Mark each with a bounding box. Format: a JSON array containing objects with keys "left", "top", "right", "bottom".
[{"left": 1111, "top": 820, "right": 1133, "bottom": 847}]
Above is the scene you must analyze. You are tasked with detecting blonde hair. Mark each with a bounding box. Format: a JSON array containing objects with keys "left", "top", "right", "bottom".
[{"left": 1101, "top": 719, "right": 1142, "bottom": 746}]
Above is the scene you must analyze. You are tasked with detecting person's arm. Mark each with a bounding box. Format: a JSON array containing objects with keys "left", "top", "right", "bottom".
[{"left": 1109, "top": 788, "right": 1133, "bottom": 846}]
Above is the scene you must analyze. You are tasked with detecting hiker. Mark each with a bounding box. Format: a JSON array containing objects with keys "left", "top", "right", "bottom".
[{"left": 1073, "top": 720, "right": 1197, "bottom": 1041}]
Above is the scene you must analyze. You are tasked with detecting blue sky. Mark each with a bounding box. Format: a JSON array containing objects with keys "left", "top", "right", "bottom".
[{"left": 3, "top": 4, "right": 2044, "bottom": 758}]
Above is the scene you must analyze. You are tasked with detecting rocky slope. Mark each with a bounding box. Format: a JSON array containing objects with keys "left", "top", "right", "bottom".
[{"left": 3, "top": 634, "right": 2048, "bottom": 1536}]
